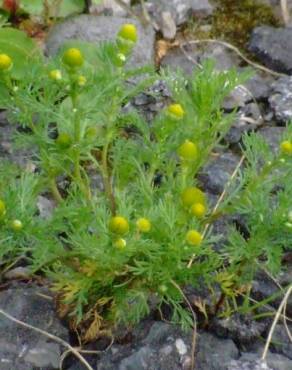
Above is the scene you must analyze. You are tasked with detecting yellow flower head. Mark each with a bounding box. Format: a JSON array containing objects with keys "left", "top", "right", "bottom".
[
  {"left": 0, "top": 54, "right": 12, "bottom": 71},
  {"left": 109, "top": 216, "right": 129, "bottom": 235},
  {"left": 181, "top": 187, "right": 206, "bottom": 207},
  {"left": 114, "top": 238, "right": 127, "bottom": 250},
  {"left": 49, "top": 69, "right": 62, "bottom": 81},
  {"left": 136, "top": 217, "right": 151, "bottom": 233},
  {"left": 11, "top": 219, "right": 23, "bottom": 232},
  {"left": 167, "top": 104, "right": 185, "bottom": 119},
  {"left": 177, "top": 140, "right": 198, "bottom": 161},
  {"left": 62, "top": 48, "right": 84, "bottom": 68},
  {"left": 280, "top": 140, "right": 292, "bottom": 155},
  {"left": 190, "top": 202, "right": 206, "bottom": 218},
  {"left": 186, "top": 230, "right": 203, "bottom": 246},
  {"left": 118, "top": 24, "right": 138, "bottom": 43}
]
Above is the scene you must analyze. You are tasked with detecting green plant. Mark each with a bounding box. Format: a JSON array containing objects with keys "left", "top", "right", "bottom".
[{"left": 0, "top": 23, "right": 291, "bottom": 340}]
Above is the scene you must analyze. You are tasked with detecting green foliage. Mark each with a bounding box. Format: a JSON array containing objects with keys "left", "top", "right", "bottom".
[
  {"left": 0, "top": 24, "right": 291, "bottom": 338},
  {"left": 0, "top": 27, "right": 42, "bottom": 79},
  {"left": 20, "top": 0, "right": 86, "bottom": 18}
]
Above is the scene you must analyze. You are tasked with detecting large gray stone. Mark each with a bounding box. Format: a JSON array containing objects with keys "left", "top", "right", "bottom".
[
  {"left": 269, "top": 76, "right": 292, "bottom": 123},
  {"left": 0, "top": 284, "right": 69, "bottom": 370},
  {"left": 249, "top": 26, "right": 292, "bottom": 74},
  {"left": 45, "top": 15, "right": 155, "bottom": 68},
  {"left": 161, "top": 43, "right": 240, "bottom": 75},
  {"left": 96, "top": 321, "right": 240, "bottom": 370}
]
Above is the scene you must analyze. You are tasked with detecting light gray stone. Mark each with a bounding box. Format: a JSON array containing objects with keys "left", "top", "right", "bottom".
[{"left": 45, "top": 15, "right": 155, "bottom": 68}]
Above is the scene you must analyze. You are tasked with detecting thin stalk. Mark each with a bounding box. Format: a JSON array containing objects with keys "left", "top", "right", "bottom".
[
  {"left": 49, "top": 177, "right": 63, "bottom": 203},
  {"left": 102, "top": 141, "right": 116, "bottom": 215}
]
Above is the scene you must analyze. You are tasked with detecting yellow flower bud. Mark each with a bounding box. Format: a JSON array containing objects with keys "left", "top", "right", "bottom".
[
  {"left": 186, "top": 230, "right": 203, "bottom": 246},
  {"left": 62, "top": 48, "right": 84, "bottom": 68},
  {"left": 190, "top": 202, "right": 206, "bottom": 218},
  {"left": 85, "top": 126, "right": 98, "bottom": 141},
  {"left": 158, "top": 284, "right": 168, "bottom": 294},
  {"left": 177, "top": 140, "right": 198, "bottom": 161},
  {"left": 56, "top": 132, "right": 72, "bottom": 149},
  {"left": 114, "top": 238, "right": 127, "bottom": 249},
  {"left": 181, "top": 187, "right": 206, "bottom": 207},
  {"left": 49, "top": 69, "right": 62, "bottom": 81},
  {"left": 280, "top": 140, "right": 292, "bottom": 155},
  {"left": 0, "top": 54, "right": 12, "bottom": 71},
  {"left": 118, "top": 24, "right": 137, "bottom": 43},
  {"left": 109, "top": 216, "right": 129, "bottom": 235},
  {"left": 167, "top": 104, "right": 185, "bottom": 119},
  {"left": 11, "top": 219, "right": 23, "bottom": 232},
  {"left": 77, "top": 75, "right": 86, "bottom": 86},
  {"left": 0, "top": 199, "right": 6, "bottom": 217},
  {"left": 113, "top": 52, "right": 126, "bottom": 67},
  {"left": 136, "top": 218, "right": 151, "bottom": 233}
]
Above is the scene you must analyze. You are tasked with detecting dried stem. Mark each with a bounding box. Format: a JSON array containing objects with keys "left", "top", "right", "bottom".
[
  {"left": 262, "top": 284, "right": 292, "bottom": 360},
  {"left": 0, "top": 308, "right": 94, "bottom": 370},
  {"left": 171, "top": 279, "right": 197, "bottom": 370},
  {"left": 180, "top": 39, "right": 287, "bottom": 77}
]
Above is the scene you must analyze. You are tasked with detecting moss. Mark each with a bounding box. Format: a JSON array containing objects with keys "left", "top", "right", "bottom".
[{"left": 211, "top": 0, "right": 279, "bottom": 49}]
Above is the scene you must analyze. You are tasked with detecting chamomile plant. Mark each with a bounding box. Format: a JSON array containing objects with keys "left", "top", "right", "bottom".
[{"left": 0, "top": 24, "right": 291, "bottom": 338}]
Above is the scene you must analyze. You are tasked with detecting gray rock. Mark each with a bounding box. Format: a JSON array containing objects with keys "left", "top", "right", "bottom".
[
  {"left": 196, "top": 332, "right": 239, "bottom": 370},
  {"left": 244, "top": 73, "right": 274, "bottom": 101},
  {"left": 45, "top": 15, "right": 155, "bottom": 68},
  {"left": 271, "top": 324, "right": 292, "bottom": 360},
  {"left": 252, "top": 268, "right": 292, "bottom": 317},
  {"left": 222, "top": 86, "right": 251, "bottom": 111},
  {"left": 119, "top": 346, "right": 155, "bottom": 370},
  {"left": 89, "top": 0, "right": 131, "bottom": 17},
  {"left": 24, "top": 341, "right": 60, "bottom": 368},
  {"left": 4, "top": 267, "right": 31, "bottom": 280},
  {"left": 146, "top": 0, "right": 213, "bottom": 29},
  {"left": 97, "top": 321, "right": 241, "bottom": 370},
  {"left": 211, "top": 313, "right": 268, "bottom": 344},
  {"left": 0, "top": 284, "right": 69, "bottom": 370},
  {"left": 230, "top": 351, "right": 292, "bottom": 370},
  {"left": 225, "top": 103, "right": 263, "bottom": 145},
  {"left": 269, "top": 76, "right": 292, "bottom": 123},
  {"left": 198, "top": 151, "right": 241, "bottom": 195},
  {"left": 37, "top": 195, "right": 56, "bottom": 219},
  {"left": 161, "top": 11, "right": 177, "bottom": 40},
  {"left": 249, "top": 26, "right": 292, "bottom": 74},
  {"left": 258, "top": 126, "right": 284, "bottom": 154},
  {"left": 161, "top": 43, "right": 240, "bottom": 75},
  {"left": 97, "top": 321, "right": 193, "bottom": 370}
]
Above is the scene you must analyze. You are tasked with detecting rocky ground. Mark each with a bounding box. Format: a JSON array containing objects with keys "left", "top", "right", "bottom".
[{"left": 0, "top": 0, "right": 292, "bottom": 369}]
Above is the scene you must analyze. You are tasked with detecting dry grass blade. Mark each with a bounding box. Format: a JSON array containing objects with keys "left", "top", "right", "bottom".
[
  {"left": 59, "top": 337, "right": 114, "bottom": 370},
  {"left": 0, "top": 308, "right": 94, "bottom": 370},
  {"left": 171, "top": 279, "right": 197, "bottom": 370},
  {"left": 281, "top": 0, "right": 290, "bottom": 25},
  {"left": 262, "top": 284, "right": 292, "bottom": 360}
]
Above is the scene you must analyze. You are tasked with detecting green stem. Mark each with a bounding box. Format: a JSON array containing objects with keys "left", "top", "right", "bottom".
[
  {"left": 102, "top": 140, "right": 116, "bottom": 215},
  {"left": 50, "top": 177, "right": 63, "bottom": 203}
]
